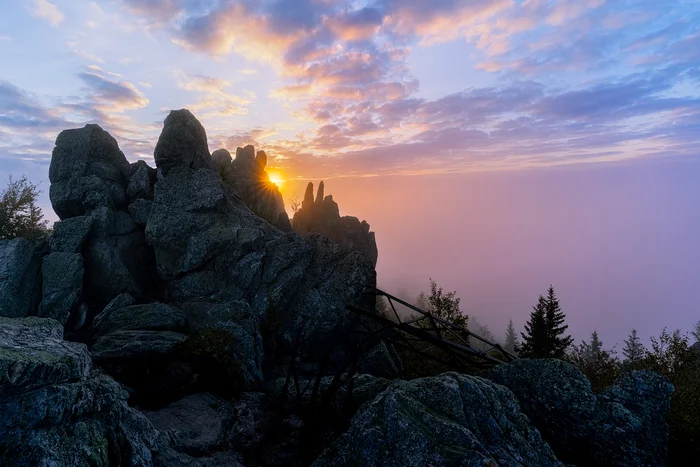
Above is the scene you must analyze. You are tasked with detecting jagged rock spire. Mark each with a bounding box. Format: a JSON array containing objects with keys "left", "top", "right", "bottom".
[
  {"left": 302, "top": 182, "right": 315, "bottom": 210},
  {"left": 315, "top": 181, "right": 325, "bottom": 205}
]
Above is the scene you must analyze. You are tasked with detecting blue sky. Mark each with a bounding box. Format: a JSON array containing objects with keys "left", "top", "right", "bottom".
[{"left": 1, "top": 0, "right": 699, "bottom": 344}]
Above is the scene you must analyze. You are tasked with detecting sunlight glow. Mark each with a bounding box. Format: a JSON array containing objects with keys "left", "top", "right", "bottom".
[{"left": 268, "top": 171, "right": 285, "bottom": 188}]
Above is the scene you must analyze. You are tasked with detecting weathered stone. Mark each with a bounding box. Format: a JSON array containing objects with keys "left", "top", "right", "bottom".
[
  {"left": 128, "top": 159, "right": 156, "bottom": 201},
  {"left": 84, "top": 207, "right": 154, "bottom": 303},
  {"left": 313, "top": 372, "right": 563, "bottom": 467},
  {"left": 293, "top": 181, "right": 378, "bottom": 267},
  {"left": 91, "top": 330, "right": 188, "bottom": 360},
  {"left": 0, "top": 372, "right": 161, "bottom": 466},
  {"left": 0, "top": 316, "right": 91, "bottom": 392},
  {"left": 222, "top": 145, "right": 285, "bottom": 226},
  {"left": 92, "top": 303, "right": 187, "bottom": 339},
  {"left": 487, "top": 358, "right": 674, "bottom": 467},
  {"left": 38, "top": 252, "right": 83, "bottom": 325},
  {"left": 255, "top": 150, "right": 267, "bottom": 168},
  {"left": 129, "top": 198, "right": 154, "bottom": 226},
  {"left": 49, "top": 124, "right": 131, "bottom": 219},
  {"left": 0, "top": 237, "right": 43, "bottom": 318},
  {"left": 154, "top": 109, "right": 213, "bottom": 174},
  {"left": 49, "top": 215, "right": 93, "bottom": 253},
  {"left": 211, "top": 148, "right": 232, "bottom": 172},
  {"left": 179, "top": 300, "right": 263, "bottom": 386},
  {"left": 101, "top": 292, "right": 136, "bottom": 316},
  {"left": 144, "top": 393, "right": 235, "bottom": 456}
]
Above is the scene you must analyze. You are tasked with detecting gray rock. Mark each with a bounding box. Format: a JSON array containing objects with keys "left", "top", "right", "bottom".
[
  {"left": 130, "top": 198, "right": 154, "bottom": 226},
  {"left": 487, "top": 358, "right": 674, "bottom": 467},
  {"left": 49, "top": 215, "right": 93, "bottom": 253},
  {"left": 0, "top": 371, "right": 161, "bottom": 466},
  {"left": 38, "top": 252, "right": 83, "bottom": 325},
  {"left": 144, "top": 393, "right": 235, "bottom": 456},
  {"left": 49, "top": 124, "right": 131, "bottom": 219},
  {"left": 84, "top": 207, "right": 153, "bottom": 302},
  {"left": 0, "top": 238, "right": 43, "bottom": 318},
  {"left": 211, "top": 148, "right": 232, "bottom": 172},
  {"left": 92, "top": 303, "right": 187, "bottom": 339},
  {"left": 91, "top": 330, "right": 188, "bottom": 360},
  {"left": 101, "top": 292, "right": 136, "bottom": 316},
  {"left": 179, "top": 301, "right": 263, "bottom": 386},
  {"left": 312, "top": 372, "right": 563, "bottom": 467},
  {"left": 292, "top": 181, "right": 378, "bottom": 267},
  {"left": 154, "top": 109, "right": 213, "bottom": 174},
  {"left": 128, "top": 159, "right": 156, "bottom": 201},
  {"left": 0, "top": 316, "right": 91, "bottom": 392},
  {"left": 222, "top": 144, "right": 286, "bottom": 226}
]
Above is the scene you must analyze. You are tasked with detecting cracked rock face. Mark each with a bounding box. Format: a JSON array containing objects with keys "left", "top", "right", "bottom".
[{"left": 312, "top": 372, "right": 563, "bottom": 467}]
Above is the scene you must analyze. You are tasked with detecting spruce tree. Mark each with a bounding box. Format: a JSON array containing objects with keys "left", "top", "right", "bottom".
[
  {"left": 519, "top": 295, "right": 549, "bottom": 357},
  {"left": 504, "top": 319, "right": 520, "bottom": 354},
  {"left": 543, "top": 286, "right": 573, "bottom": 358},
  {"left": 520, "top": 286, "right": 572, "bottom": 358},
  {"left": 622, "top": 328, "right": 645, "bottom": 364}
]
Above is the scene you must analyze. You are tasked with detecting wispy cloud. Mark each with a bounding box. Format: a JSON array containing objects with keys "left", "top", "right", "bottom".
[{"left": 27, "top": 0, "right": 65, "bottom": 27}]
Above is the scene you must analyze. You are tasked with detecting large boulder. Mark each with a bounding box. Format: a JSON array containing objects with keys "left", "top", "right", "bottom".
[
  {"left": 144, "top": 393, "right": 235, "bottom": 456},
  {"left": 0, "top": 238, "right": 43, "bottom": 318},
  {"left": 38, "top": 252, "right": 84, "bottom": 325},
  {"left": 154, "top": 109, "right": 213, "bottom": 174},
  {"left": 487, "top": 358, "right": 674, "bottom": 466},
  {"left": 0, "top": 316, "right": 91, "bottom": 392},
  {"left": 49, "top": 215, "right": 93, "bottom": 253},
  {"left": 49, "top": 124, "right": 132, "bottom": 219},
  {"left": 0, "top": 317, "right": 163, "bottom": 466},
  {"left": 91, "top": 330, "right": 188, "bottom": 360},
  {"left": 312, "top": 372, "right": 563, "bottom": 466}
]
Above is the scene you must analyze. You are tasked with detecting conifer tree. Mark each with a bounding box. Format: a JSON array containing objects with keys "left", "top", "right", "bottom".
[
  {"left": 692, "top": 321, "right": 700, "bottom": 343},
  {"left": 544, "top": 286, "right": 573, "bottom": 357},
  {"left": 520, "top": 286, "right": 572, "bottom": 358},
  {"left": 622, "top": 328, "right": 646, "bottom": 364},
  {"left": 504, "top": 319, "right": 520, "bottom": 354},
  {"left": 519, "top": 295, "right": 549, "bottom": 357}
]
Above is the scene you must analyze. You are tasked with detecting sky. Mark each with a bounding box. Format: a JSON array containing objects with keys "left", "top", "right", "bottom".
[{"left": 1, "top": 0, "right": 699, "bottom": 347}]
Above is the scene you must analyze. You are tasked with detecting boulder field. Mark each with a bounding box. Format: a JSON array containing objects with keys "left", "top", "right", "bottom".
[{"left": 0, "top": 109, "right": 674, "bottom": 466}]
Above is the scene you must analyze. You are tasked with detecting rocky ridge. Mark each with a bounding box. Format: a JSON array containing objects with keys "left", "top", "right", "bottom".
[{"left": 0, "top": 109, "right": 676, "bottom": 466}]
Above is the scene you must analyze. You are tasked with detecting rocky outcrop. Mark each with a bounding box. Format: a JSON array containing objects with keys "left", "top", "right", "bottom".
[
  {"left": 49, "top": 124, "right": 132, "bottom": 218},
  {"left": 0, "top": 238, "right": 43, "bottom": 318},
  {"left": 313, "top": 372, "right": 563, "bottom": 467},
  {"left": 49, "top": 124, "right": 157, "bottom": 307},
  {"left": 154, "top": 109, "right": 213, "bottom": 174},
  {"left": 293, "top": 181, "right": 378, "bottom": 267},
  {"left": 0, "top": 316, "right": 162, "bottom": 466},
  {"left": 213, "top": 144, "right": 289, "bottom": 230},
  {"left": 487, "top": 358, "right": 674, "bottom": 467}
]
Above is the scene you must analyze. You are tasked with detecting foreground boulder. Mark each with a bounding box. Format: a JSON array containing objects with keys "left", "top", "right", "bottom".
[
  {"left": 487, "top": 358, "right": 674, "bottom": 467},
  {"left": 0, "top": 316, "right": 162, "bottom": 465},
  {"left": 313, "top": 372, "right": 563, "bottom": 466},
  {"left": 0, "top": 238, "right": 43, "bottom": 318}
]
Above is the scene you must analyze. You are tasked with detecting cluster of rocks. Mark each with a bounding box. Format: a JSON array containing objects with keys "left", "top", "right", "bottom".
[
  {"left": 0, "top": 108, "right": 677, "bottom": 466},
  {"left": 211, "top": 145, "right": 290, "bottom": 231},
  {"left": 293, "top": 181, "right": 378, "bottom": 268}
]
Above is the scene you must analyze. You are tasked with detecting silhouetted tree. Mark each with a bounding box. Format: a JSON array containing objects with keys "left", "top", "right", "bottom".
[
  {"left": 0, "top": 175, "right": 49, "bottom": 241},
  {"left": 504, "top": 319, "right": 520, "bottom": 354},
  {"left": 622, "top": 328, "right": 645, "bottom": 364},
  {"left": 414, "top": 291, "right": 430, "bottom": 312},
  {"left": 520, "top": 286, "right": 572, "bottom": 358},
  {"left": 569, "top": 330, "right": 620, "bottom": 391},
  {"left": 426, "top": 278, "right": 467, "bottom": 330},
  {"left": 692, "top": 321, "right": 700, "bottom": 343}
]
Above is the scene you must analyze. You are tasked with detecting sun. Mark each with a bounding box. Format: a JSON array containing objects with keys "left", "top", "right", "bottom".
[{"left": 268, "top": 171, "right": 285, "bottom": 188}]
